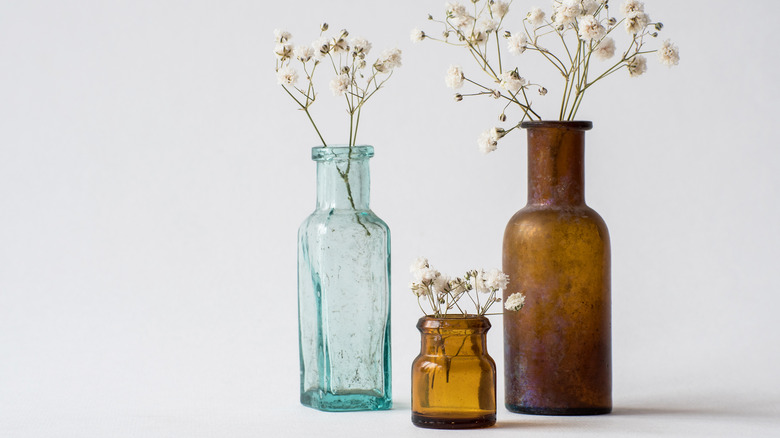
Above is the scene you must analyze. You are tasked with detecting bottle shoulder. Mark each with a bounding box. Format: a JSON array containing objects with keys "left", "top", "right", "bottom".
[
  {"left": 299, "top": 209, "right": 390, "bottom": 237},
  {"left": 505, "top": 204, "right": 610, "bottom": 240}
]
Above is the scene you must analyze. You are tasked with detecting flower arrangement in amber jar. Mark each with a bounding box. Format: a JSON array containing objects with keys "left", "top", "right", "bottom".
[
  {"left": 414, "top": 0, "right": 679, "bottom": 153},
  {"left": 410, "top": 257, "right": 526, "bottom": 317}
]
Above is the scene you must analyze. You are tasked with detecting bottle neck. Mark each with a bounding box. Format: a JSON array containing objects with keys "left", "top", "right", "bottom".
[
  {"left": 315, "top": 151, "right": 371, "bottom": 211},
  {"left": 417, "top": 317, "right": 490, "bottom": 356},
  {"left": 524, "top": 123, "right": 589, "bottom": 207}
]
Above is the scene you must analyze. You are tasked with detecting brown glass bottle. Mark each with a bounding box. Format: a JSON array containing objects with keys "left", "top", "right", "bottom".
[
  {"left": 411, "top": 316, "right": 496, "bottom": 429},
  {"left": 503, "top": 121, "right": 611, "bottom": 415}
]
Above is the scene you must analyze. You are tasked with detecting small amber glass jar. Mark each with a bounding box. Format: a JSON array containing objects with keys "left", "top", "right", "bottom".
[{"left": 411, "top": 315, "right": 496, "bottom": 429}]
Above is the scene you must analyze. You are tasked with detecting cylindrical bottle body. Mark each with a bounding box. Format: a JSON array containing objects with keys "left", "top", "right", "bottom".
[
  {"left": 298, "top": 146, "right": 392, "bottom": 411},
  {"left": 503, "top": 122, "right": 611, "bottom": 415},
  {"left": 411, "top": 316, "right": 496, "bottom": 429}
]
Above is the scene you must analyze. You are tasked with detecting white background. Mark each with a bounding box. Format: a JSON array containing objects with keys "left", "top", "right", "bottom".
[{"left": 1, "top": 0, "right": 779, "bottom": 436}]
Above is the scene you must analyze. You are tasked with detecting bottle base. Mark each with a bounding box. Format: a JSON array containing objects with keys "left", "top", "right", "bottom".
[
  {"left": 506, "top": 403, "right": 611, "bottom": 416},
  {"left": 412, "top": 412, "right": 496, "bottom": 429},
  {"left": 301, "top": 389, "right": 392, "bottom": 412}
]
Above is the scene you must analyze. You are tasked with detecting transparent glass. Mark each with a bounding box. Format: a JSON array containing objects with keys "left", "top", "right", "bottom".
[
  {"left": 503, "top": 121, "right": 611, "bottom": 415},
  {"left": 411, "top": 316, "right": 496, "bottom": 429},
  {"left": 297, "top": 145, "right": 392, "bottom": 411}
]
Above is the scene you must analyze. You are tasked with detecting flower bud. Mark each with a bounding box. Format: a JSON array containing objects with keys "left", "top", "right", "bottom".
[
  {"left": 504, "top": 30, "right": 512, "bottom": 38},
  {"left": 428, "top": 14, "right": 434, "bottom": 20},
  {"left": 499, "top": 113, "right": 507, "bottom": 122},
  {"left": 454, "top": 93, "right": 463, "bottom": 102},
  {"left": 651, "top": 32, "right": 658, "bottom": 37},
  {"left": 339, "top": 29, "right": 349, "bottom": 39},
  {"left": 341, "top": 66, "right": 350, "bottom": 74},
  {"left": 492, "top": 90, "right": 501, "bottom": 99},
  {"left": 607, "top": 17, "right": 617, "bottom": 26},
  {"left": 655, "top": 22, "right": 664, "bottom": 31},
  {"left": 442, "top": 30, "right": 450, "bottom": 38},
  {"left": 320, "top": 23, "right": 329, "bottom": 31}
]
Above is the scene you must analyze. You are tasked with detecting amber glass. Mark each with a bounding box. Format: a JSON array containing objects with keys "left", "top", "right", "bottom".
[
  {"left": 503, "top": 121, "right": 611, "bottom": 415},
  {"left": 411, "top": 316, "right": 496, "bottom": 429}
]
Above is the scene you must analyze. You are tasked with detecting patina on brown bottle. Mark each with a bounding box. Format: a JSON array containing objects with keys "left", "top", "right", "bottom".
[{"left": 503, "top": 121, "right": 611, "bottom": 415}]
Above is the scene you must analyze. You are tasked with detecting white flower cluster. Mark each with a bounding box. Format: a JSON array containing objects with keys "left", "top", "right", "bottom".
[
  {"left": 416, "top": 0, "right": 679, "bottom": 151},
  {"left": 273, "top": 24, "right": 402, "bottom": 146},
  {"left": 504, "top": 292, "right": 526, "bottom": 311},
  {"left": 410, "top": 257, "right": 521, "bottom": 317}
]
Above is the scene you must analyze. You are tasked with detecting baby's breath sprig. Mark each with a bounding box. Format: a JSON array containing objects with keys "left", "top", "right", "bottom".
[
  {"left": 416, "top": 0, "right": 679, "bottom": 154},
  {"left": 410, "top": 257, "right": 525, "bottom": 317},
  {"left": 274, "top": 25, "right": 402, "bottom": 148}
]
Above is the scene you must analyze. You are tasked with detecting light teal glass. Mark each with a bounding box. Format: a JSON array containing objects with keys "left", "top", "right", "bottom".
[{"left": 297, "top": 145, "right": 392, "bottom": 411}]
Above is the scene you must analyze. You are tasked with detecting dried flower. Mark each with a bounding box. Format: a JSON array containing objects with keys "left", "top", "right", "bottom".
[
  {"left": 446, "top": 2, "right": 468, "bottom": 19},
  {"left": 507, "top": 33, "right": 528, "bottom": 55},
  {"left": 657, "top": 39, "right": 679, "bottom": 66},
  {"left": 493, "top": 1, "right": 510, "bottom": 19},
  {"left": 554, "top": 0, "right": 582, "bottom": 26},
  {"left": 411, "top": 282, "right": 429, "bottom": 297},
  {"left": 410, "top": 28, "right": 425, "bottom": 43},
  {"left": 478, "top": 127, "right": 506, "bottom": 154},
  {"left": 274, "top": 29, "right": 291, "bottom": 44},
  {"left": 351, "top": 37, "right": 372, "bottom": 57},
  {"left": 374, "top": 48, "right": 402, "bottom": 72},
  {"left": 538, "top": 86, "right": 548, "bottom": 95},
  {"left": 274, "top": 43, "right": 293, "bottom": 61},
  {"left": 499, "top": 70, "right": 527, "bottom": 94},
  {"left": 293, "top": 45, "right": 314, "bottom": 62},
  {"left": 312, "top": 37, "right": 330, "bottom": 58},
  {"left": 477, "top": 17, "right": 499, "bottom": 33},
  {"left": 620, "top": 0, "right": 645, "bottom": 15},
  {"left": 578, "top": 15, "right": 607, "bottom": 42},
  {"left": 625, "top": 11, "right": 650, "bottom": 35},
  {"left": 582, "top": 0, "right": 600, "bottom": 15},
  {"left": 445, "top": 65, "right": 465, "bottom": 89},
  {"left": 627, "top": 55, "right": 648, "bottom": 77},
  {"left": 527, "top": 7, "right": 546, "bottom": 26},
  {"left": 485, "top": 268, "right": 509, "bottom": 290},
  {"left": 594, "top": 37, "right": 616, "bottom": 60},
  {"left": 329, "top": 73, "right": 351, "bottom": 96},
  {"left": 433, "top": 274, "right": 452, "bottom": 295},
  {"left": 410, "top": 256, "right": 430, "bottom": 273},
  {"left": 504, "top": 292, "right": 526, "bottom": 311},
  {"left": 276, "top": 65, "right": 298, "bottom": 86}
]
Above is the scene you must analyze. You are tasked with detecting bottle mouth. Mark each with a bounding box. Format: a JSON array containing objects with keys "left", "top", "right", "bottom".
[
  {"left": 417, "top": 315, "right": 491, "bottom": 333},
  {"left": 312, "top": 145, "right": 374, "bottom": 161},
  {"left": 520, "top": 121, "right": 593, "bottom": 131}
]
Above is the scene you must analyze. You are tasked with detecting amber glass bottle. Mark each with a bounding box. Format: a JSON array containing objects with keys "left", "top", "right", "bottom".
[
  {"left": 503, "top": 121, "right": 611, "bottom": 415},
  {"left": 411, "top": 316, "right": 496, "bottom": 429}
]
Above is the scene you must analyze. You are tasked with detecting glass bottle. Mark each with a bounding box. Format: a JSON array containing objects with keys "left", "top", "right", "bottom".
[
  {"left": 298, "top": 145, "right": 392, "bottom": 411},
  {"left": 503, "top": 121, "right": 611, "bottom": 415},
  {"left": 411, "top": 316, "right": 496, "bottom": 429}
]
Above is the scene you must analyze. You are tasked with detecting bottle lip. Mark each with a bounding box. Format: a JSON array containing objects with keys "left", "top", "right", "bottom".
[
  {"left": 312, "top": 145, "right": 374, "bottom": 161},
  {"left": 417, "top": 314, "right": 491, "bottom": 332},
  {"left": 520, "top": 120, "right": 593, "bottom": 131}
]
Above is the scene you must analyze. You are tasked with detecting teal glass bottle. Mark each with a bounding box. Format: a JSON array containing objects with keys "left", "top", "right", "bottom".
[{"left": 297, "top": 145, "right": 392, "bottom": 411}]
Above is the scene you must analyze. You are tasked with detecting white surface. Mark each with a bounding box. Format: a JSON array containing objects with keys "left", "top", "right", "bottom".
[{"left": 1, "top": 0, "right": 779, "bottom": 436}]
